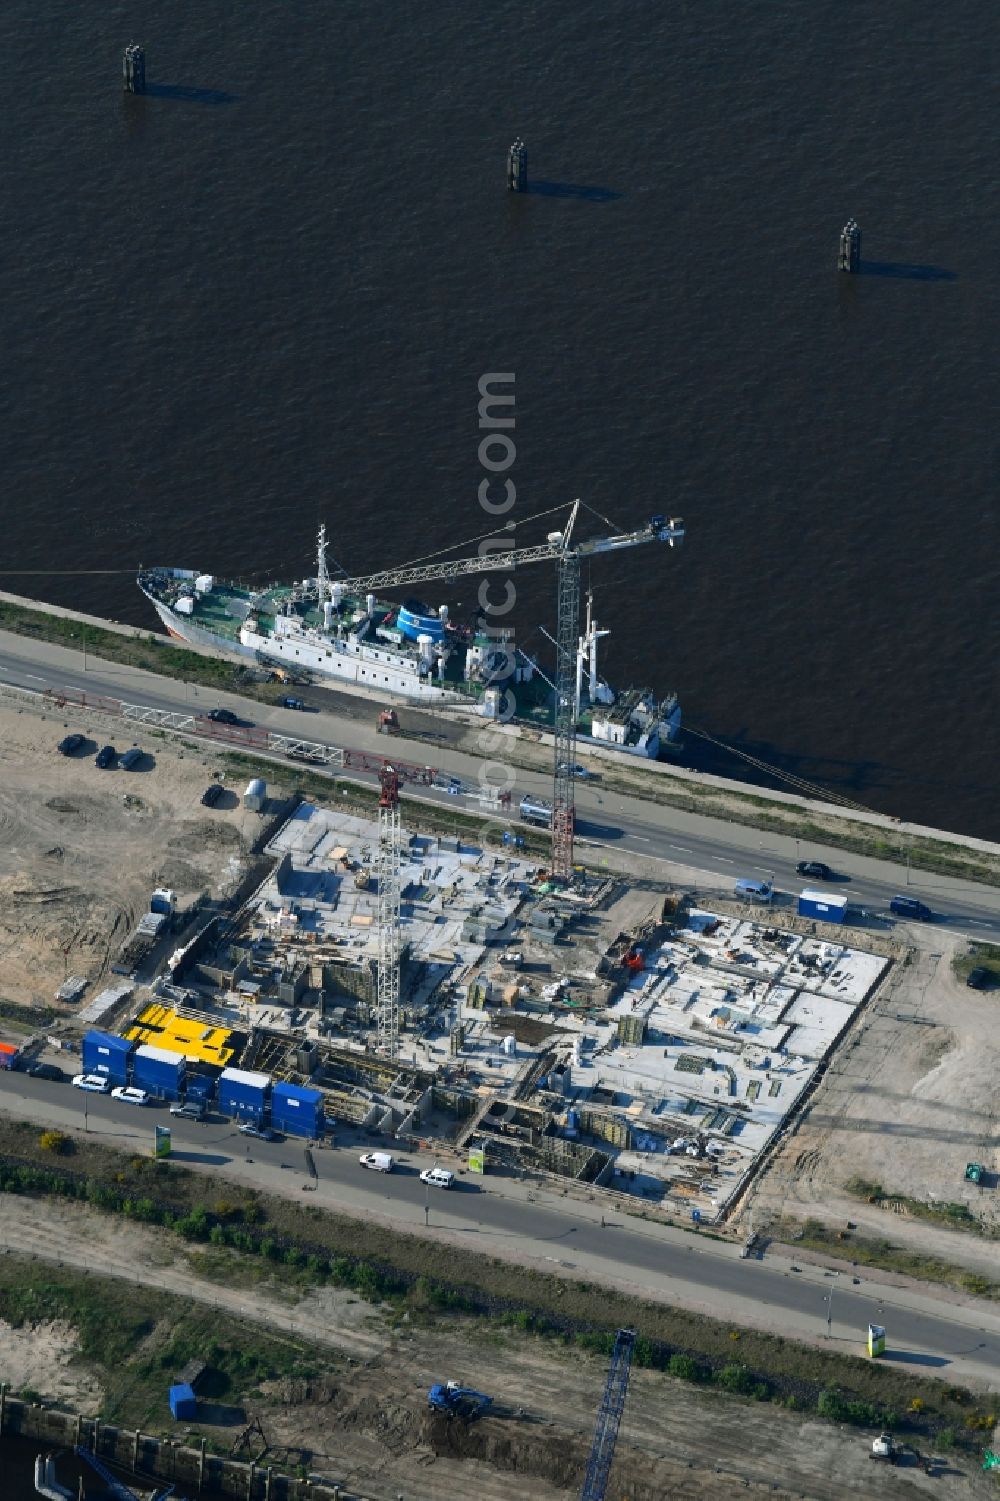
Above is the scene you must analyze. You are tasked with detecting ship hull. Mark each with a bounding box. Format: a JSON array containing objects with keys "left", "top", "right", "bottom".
[{"left": 145, "top": 591, "right": 461, "bottom": 702}]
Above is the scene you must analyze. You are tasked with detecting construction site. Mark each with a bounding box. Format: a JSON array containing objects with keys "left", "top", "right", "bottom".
[{"left": 52, "top": 768, "right": 891, "bottom": 1223}]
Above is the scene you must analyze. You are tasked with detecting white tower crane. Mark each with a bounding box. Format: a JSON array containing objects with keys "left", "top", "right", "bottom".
[{"left": 335, "top": 503, "right": 685, "bottom": 882}]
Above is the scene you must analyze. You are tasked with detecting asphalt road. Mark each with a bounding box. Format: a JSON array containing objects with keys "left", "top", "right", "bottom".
[
  {"left": 3, "top": 1074, "right": 998, "bottom": 1385},
  {"left": 3, "top": 632, "right": 1000, "bottom": 940}
]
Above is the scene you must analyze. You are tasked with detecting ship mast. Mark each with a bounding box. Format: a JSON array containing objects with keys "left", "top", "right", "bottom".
[{"left": 316, "top": 524, "right": 330, "bottom": 605}]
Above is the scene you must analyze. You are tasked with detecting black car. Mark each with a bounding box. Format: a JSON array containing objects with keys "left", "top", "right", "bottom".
[
  {"left": 207, "top": 707, "right": 239, "bottom": 725},
  {"left": 58, "top": 733, "right": 85, "bottom": 756},
  {"left": 201, "top": 782, "right": 224, "bottom": 807},
  {"left": 95, "top": 744, "right": 117, "bottom": 769},
  {"left": 27, "top": 1062, "right": 65, "bottom": 1082},
  {"left": 796, "top": 860, "right": 832, "bottom": 881},
  {"left": 966, "top": 966, "right": 994, "bottom": 991}
]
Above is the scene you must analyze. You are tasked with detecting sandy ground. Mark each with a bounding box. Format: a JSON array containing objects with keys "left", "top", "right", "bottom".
[
  {"left": 0, "top": 1316, "right": 103, "bottom": 1411},
  {"left": 0, "top": 1197, "right": 993, "bottom": 1501},
  {"left": 745, "top": 937, "right": 1000, "bottom": 1273},
  {"left": 0, "top": 693, "right": 253, "bottom": 1008}
]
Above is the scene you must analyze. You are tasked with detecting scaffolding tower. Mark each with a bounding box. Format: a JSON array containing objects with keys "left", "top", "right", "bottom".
[{"left": 376, "top": 763, "right": 401, "bottom": 1060}]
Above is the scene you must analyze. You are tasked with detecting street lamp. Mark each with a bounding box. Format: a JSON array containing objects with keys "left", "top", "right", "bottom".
[{"left": 823, "top": 1274, "right": 839, "bottom": 1337}]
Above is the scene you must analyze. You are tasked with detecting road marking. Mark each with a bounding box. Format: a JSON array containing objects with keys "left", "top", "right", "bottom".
[
  {"left": 669, "top": 845, "right": 692, "bottom": 853},
  {"left": 753, "top": 865, "right": 772, "bottom": 874},
  {"left": 25, "top": 674, "right": 45, "bottom": 682},
  {"left": 716, "top": 857, "right": 735, "bottom": 864},
  {"left": 966, "top": 920, "right": 991, "bottom": 928},
  {"left": 632, "top": 835, "right": 651, "bottom": 843}
]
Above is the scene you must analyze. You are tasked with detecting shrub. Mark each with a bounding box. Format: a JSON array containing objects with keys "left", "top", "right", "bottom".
[
  {"left": 667, "top": 1353, "right": 702, "bottom": 1382},
  {"left": 934, "top": 1428, "right": 956, "bottom": 1452},
  {"left": 39, "top": 1131, "right": 69, "bottom": 1155},
  {"left": 715, "top": 1364, "right": 757, "bottom": 1396}
]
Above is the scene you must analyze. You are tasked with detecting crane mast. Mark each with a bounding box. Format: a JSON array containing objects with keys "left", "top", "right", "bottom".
[
  {"left": 376, "top": 764, "right": 402, "bottom": 1060},
  {"left": 336, "top": 504, "right": 683, "bottom": 887}
]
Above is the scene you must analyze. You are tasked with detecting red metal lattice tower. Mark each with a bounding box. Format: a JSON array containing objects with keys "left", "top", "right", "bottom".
[{"left": 376, "top": 763, "right": 401, "bottom": 1060}]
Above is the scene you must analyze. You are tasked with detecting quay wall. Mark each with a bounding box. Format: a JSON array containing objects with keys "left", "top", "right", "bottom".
[{"left": 0, "top": 1392, "right": 357, "bottom": 1500}]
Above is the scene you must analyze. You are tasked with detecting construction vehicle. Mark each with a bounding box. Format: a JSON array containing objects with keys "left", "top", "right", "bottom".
[
  {"left": 377, "top": 707, "right": 400, "bottom": 734},
  {"left": 580, "top": 1328, "right": 636, "bottom": 1500},
  {"left": 427, "top": 1380, "right": 494, "bottom": 1419},
  {"left": 870, "top": 1434, "right": 899, "bottom": 1464}
]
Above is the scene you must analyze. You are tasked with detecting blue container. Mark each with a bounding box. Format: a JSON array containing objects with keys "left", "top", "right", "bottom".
[
  {"left": 271, "top": 1081, "right": 324, "bottom": 1138},
  {"left": 218, "top": 1067, "right": 270, "bottom": 1121},
  {"left": 132, "top": 1044, "right": 186, "bottom": 1100},
  {"left": 82, "top": 1031, "right": 133, "bottom": 1085},
  {"left": 797, "top": 890, "right": 847, "bottom": 923},
  {"left": 184, "top": 1072, "right": 217, "bottom": 1103},
  {"left": 169, "top": 1383, "right": 196, "bottom": 1421}
]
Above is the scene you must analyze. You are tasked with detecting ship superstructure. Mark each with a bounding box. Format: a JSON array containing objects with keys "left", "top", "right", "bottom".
[{"left": 138, "top": 521, "right": 683, "bottom": 756}]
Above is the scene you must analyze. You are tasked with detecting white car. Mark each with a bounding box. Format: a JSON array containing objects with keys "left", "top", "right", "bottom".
[
  {"left": 72, "top": 1073, "right": 110, "bottom": 1094},
  {"left": 111, "top": 1085, "right": 149, "bottom": 1106},
  {"left": 419, "top": 1167, "right": 454, "bottom": 1190}
]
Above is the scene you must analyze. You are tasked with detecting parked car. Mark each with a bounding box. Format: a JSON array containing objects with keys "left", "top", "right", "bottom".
[
  {"left": 889, "top": 894, "right": 932, "bottom": 921},
  {"left": 201, "top": 783, "right": 224, "bottom": 808},
  {"left": 111, "top": 1085, "right": 149, "bottom": 1106},
  {"left": 281, "top": 696, "right": 305, "bottom": 711},
  {"left": 170, "top": 1100, "right": 207, "bottom": 1120},
  {"left": 95, "top": 745, "right": 117, "bottom": 769},
  {"left": 119, "top": 746, "right": 144, "bottom": 770},
  {"left": 419, "top": 1167, "right": 454, "bottom": 1190},
  {"left": 57, "top": 733, "right": 85, "bottom": 756},
  {"left": 966, "top": 966, "right": 994, "bottom": 991},
  {"left": 207, "top": 707, "right": 238, "bottom": 724},
  {"left": 237, "top": 1122, "right": 275, "bottom": 1141},
  {"left": 556, "top": 762, "right": 592, "bottom": 780},
  {"left": 796, "top": 860, "right": 832, "bottom": 880},
  {"left": 27, "top": 1062, "right": 65, "bottom": 1082},
  {"left": 72, "top": 1073, "right": 110, "bottom": 1093},
  {"left": 359, "top": 1152, "right": 394, "bottom": 1173}
]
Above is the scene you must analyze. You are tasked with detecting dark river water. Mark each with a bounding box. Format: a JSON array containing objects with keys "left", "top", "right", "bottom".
[{"left": 0, "top": 3, "right": 997, "bottom": 837}]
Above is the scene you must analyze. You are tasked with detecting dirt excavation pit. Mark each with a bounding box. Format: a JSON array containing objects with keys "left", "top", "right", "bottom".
[
  {"left": 746, "top": 937, "right": 1000, "bottom": 1273},
  {"left": 0, "top": 697, "right": 253, "bottom": 1008}
]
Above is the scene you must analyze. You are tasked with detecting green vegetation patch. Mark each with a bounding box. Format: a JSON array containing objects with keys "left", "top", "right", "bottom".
[
  {"left": 0, "top": 1255, "right": 332, "bottom": 1432},
  {"left": 952, "top": 942, "right": 1000, "bottom": 985},
  {"left": 843, "top": 1181, "right": 995, "bottom": 1240},
  {"left": 788, "top": 1218, "right": 1000, "bottom": 1299}
]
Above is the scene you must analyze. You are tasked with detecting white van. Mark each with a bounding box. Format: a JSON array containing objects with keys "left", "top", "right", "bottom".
[{"left": 359, "top": 1152, "right": 394, "bottom": 1173}]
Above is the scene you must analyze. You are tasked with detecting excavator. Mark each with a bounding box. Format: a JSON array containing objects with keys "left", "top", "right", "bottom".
[{"left": 427, "top": 1380, "right": 493, "bottom": 1420}]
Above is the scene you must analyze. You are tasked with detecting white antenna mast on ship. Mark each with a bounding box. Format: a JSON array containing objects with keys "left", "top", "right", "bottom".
[{"left": 316, "top": 523, "right": 330, "bottom": 605}]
